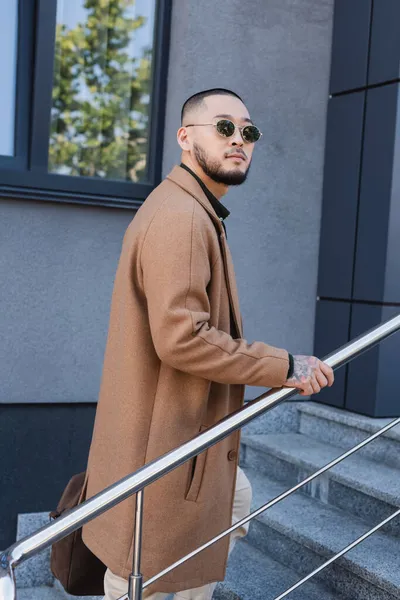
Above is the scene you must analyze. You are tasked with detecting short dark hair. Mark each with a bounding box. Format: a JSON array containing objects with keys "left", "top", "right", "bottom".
[{"left": 181, "top": 88, "right": 244, "bottom": 124}]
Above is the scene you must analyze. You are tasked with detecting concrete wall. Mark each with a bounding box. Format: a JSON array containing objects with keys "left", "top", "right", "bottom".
[
  {"left": 0, "top": 0, "right": 335, "bottom": 547},
  {"left": 163, "top": 0, "right": 334, "bottom": 399},
  {"left": 0, "top": 198, "right": 135, "bottom": 403},
  {"left": 0, "top": 0, "right": 334, "bottom": 405}
]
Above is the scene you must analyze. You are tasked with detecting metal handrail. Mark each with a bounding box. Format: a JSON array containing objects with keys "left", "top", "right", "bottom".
[
  {"left": 141, "top": 412, "right": 400, "bottom": 592},
  {"left": 0, "top": 313, "right": 399, "bottom": 600}
]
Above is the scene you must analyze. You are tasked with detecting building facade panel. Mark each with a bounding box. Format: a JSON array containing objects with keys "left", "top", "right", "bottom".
[
  {"left": 329, "top": 0, "right": 371, "bottom": 94},
  {"left": 368, "top": 0, "right": 400, "bottom": 85},
  {"left": 353, "top": 84, "right": 398, "bottom": 303},
  {"left": 317, "top": 92, "right": 365, "bottom": 299},
  {"left": 314, "top": 299, "right": 351, "bottom": 408},
  {"left": 314, "top": 1, "right": 400, "bottom": 417}
]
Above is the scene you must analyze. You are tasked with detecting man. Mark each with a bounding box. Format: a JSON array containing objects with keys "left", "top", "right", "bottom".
[{"left": 81, "top": 88, "right": 334, "bottom": 600}]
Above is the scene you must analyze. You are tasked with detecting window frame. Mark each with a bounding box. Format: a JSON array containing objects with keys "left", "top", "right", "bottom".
[
  {"left": 0, "top": 0, "right": 34, "bottom": 171},
  {"left": 0, "top": 0, "right": 172, "bottom": 209}
]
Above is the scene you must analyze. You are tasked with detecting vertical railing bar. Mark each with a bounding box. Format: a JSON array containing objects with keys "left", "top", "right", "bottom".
[
  {"left": 273, "top": 507, "right": 400, "bottom": 600},
  {"left": 140, "top": 413, "right": 400, "bottom": 588},
  {"left": 128, "top": 489, "right": 144, "bottom": 600},
  {"left": 134, "top": 489, "right": 144, "bottom": 577}
]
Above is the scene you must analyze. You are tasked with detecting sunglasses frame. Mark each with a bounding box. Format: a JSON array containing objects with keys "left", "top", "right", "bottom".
[{"left": 184, "top": 119, "right": 263, "bottom": 143}]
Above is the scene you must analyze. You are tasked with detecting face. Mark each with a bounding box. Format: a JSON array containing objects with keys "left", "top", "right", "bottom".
[{"left": 178, "top": 94, "right": 257, "bottom": 186}]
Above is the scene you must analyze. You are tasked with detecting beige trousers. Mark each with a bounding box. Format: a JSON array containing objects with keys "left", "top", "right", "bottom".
[{"left": 103, "top": 465, "right": 252, "bottom": 600}]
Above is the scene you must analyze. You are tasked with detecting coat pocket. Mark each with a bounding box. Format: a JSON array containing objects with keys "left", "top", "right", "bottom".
[{"left": 185, "top": 425, "right": 208, "bottom": 503}]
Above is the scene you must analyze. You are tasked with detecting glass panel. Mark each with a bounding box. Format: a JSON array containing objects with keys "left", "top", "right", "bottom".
[
  {"left": 49, "top": 0, "right": 156, "bottom": 182},
  {"left": 0, "top": 0, "right": 18, "bottom": 156}
]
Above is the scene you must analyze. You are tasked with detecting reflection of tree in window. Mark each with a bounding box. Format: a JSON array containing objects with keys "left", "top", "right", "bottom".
[{"left": 49, "top": 0, "right": 154, "bottom": 182}]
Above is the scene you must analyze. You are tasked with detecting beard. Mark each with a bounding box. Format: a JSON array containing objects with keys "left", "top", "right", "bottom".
[{"left": 193, "top": 142, "right": 251, "bottom": 185}]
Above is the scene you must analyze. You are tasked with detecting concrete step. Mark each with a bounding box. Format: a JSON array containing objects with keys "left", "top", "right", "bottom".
[
  {"left": 15, "top": 512, "right": 54, "bottom": 588},
  {"left": 17, "top": 583, "right": 102, "bottom": 600},
  {"left": 242, "top": 466, "right": 400, "bottom": 600},
  {"left": 241, "top": 402, "right": 300, "bottom": 436},
  {"left": 53, "top": 578, "right": 102, "bottom": 599},
  {"left": 298, "top": 401, "right": 400, "bottom": 469},
  {"left": 214, "top": 538, "right": 345, "bottom": 600},
  {"left": 16, "top": 585, "right": 66, "bottom": 600},
  {"left": 15, "top": 513, "right": 102, "bottom": 598},
  {"left": 241, "top": 432, "right": 400, "bottom": 537}
]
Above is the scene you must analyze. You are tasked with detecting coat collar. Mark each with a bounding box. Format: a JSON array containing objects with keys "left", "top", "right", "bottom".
[
  {"left": 166, "top": 165, "right": 225, "bottom": 235},
  {"left": 179, "top": 163, "right": 231, "bottom": 222},
  {"left": 166, "top": 165, "right": 243, "bottom": 338}
]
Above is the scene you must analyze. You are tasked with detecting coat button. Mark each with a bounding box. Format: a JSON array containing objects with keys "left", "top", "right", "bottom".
[{"left": 227, "top": 450, "right": 237, "bottom": 461}]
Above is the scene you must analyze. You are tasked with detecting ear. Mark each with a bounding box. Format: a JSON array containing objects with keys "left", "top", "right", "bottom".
[{"left": 177, "top": 126, "right": 191, "bottom": 151}]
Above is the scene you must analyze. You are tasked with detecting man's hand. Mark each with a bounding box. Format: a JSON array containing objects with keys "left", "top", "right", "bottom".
[{"left": 284, "top": 355, "right": 334, "bottom": 396}]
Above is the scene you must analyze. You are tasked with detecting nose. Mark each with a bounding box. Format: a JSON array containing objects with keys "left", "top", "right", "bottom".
[{"left": 229, "top": 127, "right": 244, "bottom": 146}]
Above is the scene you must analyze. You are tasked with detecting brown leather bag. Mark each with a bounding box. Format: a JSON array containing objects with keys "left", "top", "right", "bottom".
[{"left": 49, "top": 471, "right": 106, "bottom": 596}]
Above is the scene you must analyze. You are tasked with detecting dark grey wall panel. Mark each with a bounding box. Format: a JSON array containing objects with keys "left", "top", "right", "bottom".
[
  {"left": 0, "top": 404, "right": 96, "bottom": 548},
  {"left": 318, "top": 1, "right": 400, "bottom": 416},
  {"left": 347, "top": 304, "right": 400, "bottom": 416},
  {"left": 346, "top": 303, "right": 381, "bottom": 415},
  {"left": 329, "top": 0, "right": 371, "bottom": 94},
  {"left": 384, "top": 94, "right": 400, "bottom": 303},
  {"left": 313, "top": 299, "right": 351, "bottom": 408},
  {"left": 317, "top": 93, "right": 364, "bottom": 299},
  {"left": 368, "top": 0, "right": 400, "bottom": 85},
  {"left": 376, "top": 306, "right": 400, "bottom": 416},
  {"left": 353, "top": 84, "right": 398, "bottom": 302}
]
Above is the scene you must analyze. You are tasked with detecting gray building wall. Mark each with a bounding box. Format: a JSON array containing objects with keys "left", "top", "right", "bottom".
[
  {"left": 163, "top": 0, "right": 334, "bottom": 399},
  {"left": 0, "top": 0, "right": 334, "bottom": 406},
  {"left": 0, "top": 199, "right": 134, "bottom": 403},
  {"left": 0, "top": 0, "right": 335, "bottom": 548}
]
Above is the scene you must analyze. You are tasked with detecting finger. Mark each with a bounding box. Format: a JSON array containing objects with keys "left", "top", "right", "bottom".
[
  {"left": 299, "top": 380, "right": 314, "bottom": 397},
  {"left": 299, "top": 387, "right": 309, "bottom": 396},
  {"left": 319, "top": 361, "right": 335, "bottom": 386},
  {"left": 283, "top": 380, "right": 300, "bottom": 390},
  {"left": 286, "top": 376, "right": 307, "bottom": 391},
  {"left": 293, "top": 381, "right": 308, "bottom": 396},
  {"left": 315, "top": 369, "right": 328, "bottom": 389},
  {"left": 310, "top": 377, "right": 321, "bottom": 395}
]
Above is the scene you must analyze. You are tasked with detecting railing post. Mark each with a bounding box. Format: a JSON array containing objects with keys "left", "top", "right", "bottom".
[
  {"left": 128, "top": 489, "right": 144, "bottom": 600},
  {"left": 0, "top": 553, "right": 16, "bottom": 600}
]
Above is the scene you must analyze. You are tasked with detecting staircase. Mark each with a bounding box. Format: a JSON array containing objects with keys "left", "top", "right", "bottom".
[
  {"left": 233, "top": 401, "right": 400, "bottom": 599},
  {"left": 13, "top": 402, "right": 400, "bottom": 599}
]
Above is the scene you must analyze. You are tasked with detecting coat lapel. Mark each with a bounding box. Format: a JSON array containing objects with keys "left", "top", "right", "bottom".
[{"left": 166, "top": 165, "right": 243, "bottom": 338}]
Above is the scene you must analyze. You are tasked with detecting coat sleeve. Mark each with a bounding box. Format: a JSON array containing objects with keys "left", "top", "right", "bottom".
[{"left": 140, "top": 198, "right": 290, "bottom": 387}]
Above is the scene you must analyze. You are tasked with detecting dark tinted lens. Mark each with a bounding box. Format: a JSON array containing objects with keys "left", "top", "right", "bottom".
[
  {"left": 216, "top": 119, "right": 235, "bottom": 137},
  {"left": 242, "top": 125, "right": 261, "bottom": 142}
]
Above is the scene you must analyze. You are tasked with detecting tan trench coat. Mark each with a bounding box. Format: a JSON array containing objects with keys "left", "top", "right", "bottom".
[{"left": 81, "top": 165, "right": 290, "bottom": 594}]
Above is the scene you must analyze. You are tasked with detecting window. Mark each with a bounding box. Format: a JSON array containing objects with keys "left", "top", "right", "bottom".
[
  {"left": 0, "top": 0, "right": 171, "bottom": 207},
  {"left": 0, "top": 0, "right": 18, "bottom": 157}
]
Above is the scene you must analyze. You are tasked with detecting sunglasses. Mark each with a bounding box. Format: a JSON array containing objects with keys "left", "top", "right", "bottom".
[{"left": 185, "top": 119, "right": 262, "bottom": 143}]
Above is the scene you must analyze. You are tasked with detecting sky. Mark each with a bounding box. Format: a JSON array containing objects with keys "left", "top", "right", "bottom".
[
  {"left": 57, "top": 0, "right": 156, "bottom": 62},
  {"left": 54, "top": 0, "right": 156, "bottom": 109}
]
